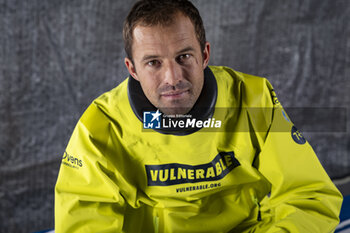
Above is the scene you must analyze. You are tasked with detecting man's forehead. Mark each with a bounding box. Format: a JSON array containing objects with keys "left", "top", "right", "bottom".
[
  {"left": 131, "top": 17, "right": 198, "bottom": 58},
  {"left": 133, "top": 27, "right": 192, "bottom": 46}
]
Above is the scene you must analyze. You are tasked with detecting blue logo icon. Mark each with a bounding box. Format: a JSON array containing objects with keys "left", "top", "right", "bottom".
[
  {"left": 291, "top": 126, "right": 306, "bottom": 144},
  {"left": 143, "top": 110, "right": 162, "bottom": 129}
]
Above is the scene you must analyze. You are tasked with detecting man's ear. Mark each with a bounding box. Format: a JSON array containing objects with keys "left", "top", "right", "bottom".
[
  {"left": 202, "top": 42, "right": 211, "bottom": 68},
  {"left": 124, "top": 57, "right": 139, "bottom": 81}
]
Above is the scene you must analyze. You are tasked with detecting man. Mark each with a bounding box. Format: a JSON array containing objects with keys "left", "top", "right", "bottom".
[{"left": 55, "top": 0, "right": 342, "bottom": 232}]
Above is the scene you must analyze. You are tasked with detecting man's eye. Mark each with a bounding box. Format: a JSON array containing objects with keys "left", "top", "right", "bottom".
[
  {"left": 147, "top": 60, "right": 160, "bottom": 67},
  {"left": 177, "top": 54, "right": 191, "bottom": 63},
  {"left": 180, "top": 54, "right": 191, "bottom": 60}
]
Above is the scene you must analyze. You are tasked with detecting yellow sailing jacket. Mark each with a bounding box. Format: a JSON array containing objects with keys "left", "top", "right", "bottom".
[{"left": 55, "top": 66, "right": 342, "bottom": 232}]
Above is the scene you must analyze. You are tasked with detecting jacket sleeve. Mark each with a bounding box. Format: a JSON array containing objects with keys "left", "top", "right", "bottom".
[
  {"left": 55, "top": 103, "right": 127, "bottom": 233},
  {"left": 245, "top": 79, "right": 343, "bottom": 232}
]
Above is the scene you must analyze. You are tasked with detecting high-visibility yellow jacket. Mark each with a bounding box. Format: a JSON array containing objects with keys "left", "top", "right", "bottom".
[{"left": 55, "top": 66, "right": 342, "bottom": 233}]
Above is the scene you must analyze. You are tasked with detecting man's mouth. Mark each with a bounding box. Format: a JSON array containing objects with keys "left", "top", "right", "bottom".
[{"left": 160, "top": 90, "right": 189, "bottom": 99}]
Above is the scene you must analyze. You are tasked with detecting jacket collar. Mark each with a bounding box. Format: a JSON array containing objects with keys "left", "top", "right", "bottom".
[{"left": 127, "top": 66, "right": 217, "bottom": 135}]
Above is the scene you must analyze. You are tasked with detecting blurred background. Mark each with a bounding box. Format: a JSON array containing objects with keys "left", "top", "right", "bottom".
[{"left": 0, "top": 0, "right": 349, "bottom": 232}]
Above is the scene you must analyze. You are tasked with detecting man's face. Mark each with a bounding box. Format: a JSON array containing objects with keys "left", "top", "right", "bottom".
[{"left": 125, "top": 13, "right": 210, "bottom": 115}]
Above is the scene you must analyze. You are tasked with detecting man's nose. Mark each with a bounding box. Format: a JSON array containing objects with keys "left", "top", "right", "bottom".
[{"left": 163, "top": 62, "right": 182, "bottom": 86}]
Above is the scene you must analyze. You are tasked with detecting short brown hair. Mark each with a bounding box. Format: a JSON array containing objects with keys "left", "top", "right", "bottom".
[{"left": 123, "top": 0, "right": 206, "bottom": 61}]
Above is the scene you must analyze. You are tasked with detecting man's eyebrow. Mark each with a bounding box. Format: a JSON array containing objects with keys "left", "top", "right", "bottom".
[
  {"left": 141, "top": 55, "right": 160, "bottom": 62},
  {"left": 177, "top": 46, "right": 195, "bottom": 54}
]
